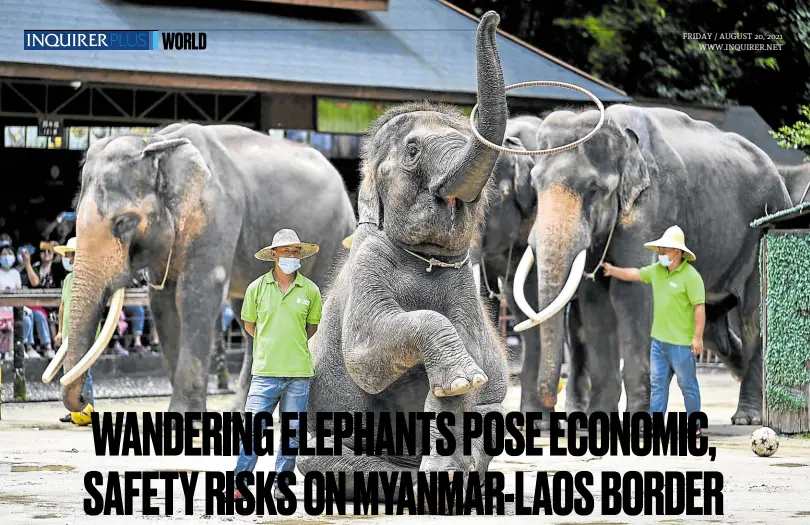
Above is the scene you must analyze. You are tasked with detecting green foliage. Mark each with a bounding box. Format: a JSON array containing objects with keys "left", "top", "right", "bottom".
[
  {"left": 761, "top": 233, "right": 810, "bottom": 413},
  {"left": 770, "top": 105, "right": 810, "bottom": 161}
]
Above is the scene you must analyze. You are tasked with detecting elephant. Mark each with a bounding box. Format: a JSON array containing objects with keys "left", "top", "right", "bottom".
[
  {"left": 776, "top": 163, "right": 810, "bottom": 204},
  {"left": 297, "top": 11, "right": 509, "bottom": 500},
  {"left": 510, "top": 104, "right": 793, "bottom": 426},
  {"left": 54, "top": 123, "right": 356, "bottom": 413}
]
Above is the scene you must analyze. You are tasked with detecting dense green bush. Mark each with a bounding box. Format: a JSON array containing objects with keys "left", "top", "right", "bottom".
[{"left": 760, "top": 232, "right": 810, "bottom": 413}]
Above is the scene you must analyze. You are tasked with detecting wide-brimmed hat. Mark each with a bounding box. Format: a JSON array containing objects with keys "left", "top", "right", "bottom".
[
  {"left": 53, "top": 237, "right": 77, "bottom": 256},
  {"left": 254, "top": 229, "right": 319, "bottom": 261},
  {"left": 643, "top": 225, "right": 696, "bottom": 261}
]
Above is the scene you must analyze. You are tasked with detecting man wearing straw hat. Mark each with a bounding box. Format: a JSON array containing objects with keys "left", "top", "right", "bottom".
[
  {"left": 233, "top": 228, "right": 323, "bottom": 501},
  {"left": 53, "top": 237, "right": 97, "bottom": 426},
  {"left": 602, "top": 225, "right": 706, "bottom": 436}
]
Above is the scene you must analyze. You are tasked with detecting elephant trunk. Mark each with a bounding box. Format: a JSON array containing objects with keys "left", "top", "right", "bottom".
[
  {"left": 435, "top": 11, "right": 508, "bottom": 203},
  {"left": 58, "top": 212, "right": 127, "bottom": 412},
  {"left": 513, "top": 184, "right": 588, "bottom": 408}
]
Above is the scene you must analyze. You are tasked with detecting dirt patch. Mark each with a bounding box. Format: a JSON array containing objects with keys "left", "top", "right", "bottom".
[
  {"left": 793, "top": 510, "right": 810, "bottom": 516},
  {"left": 0, "top": 493, "right": 38, "bottom": 504},
  {"left": 772, "top": 463, "right": 807, "bottom": 468},
  {"left": 32, "top": 514, "right": 60, "bottom": 519},
  {"left": 11, "top": 464, "right": 75, "bottom": 472}
]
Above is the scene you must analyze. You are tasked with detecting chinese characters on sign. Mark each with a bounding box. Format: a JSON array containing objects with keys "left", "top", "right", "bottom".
[{"left": 38, "top": 118, "right": 63, "bottom": 137}]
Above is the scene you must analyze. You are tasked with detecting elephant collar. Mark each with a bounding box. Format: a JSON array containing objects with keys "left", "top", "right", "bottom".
[{"left": 399, "top": 246, "right": 470, "bottom": 273}]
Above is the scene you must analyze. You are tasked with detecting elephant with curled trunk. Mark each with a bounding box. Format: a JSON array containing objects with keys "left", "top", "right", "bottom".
[
  {"left": 55, "top": 123, "right": 356, "bottom": 413},
  {"left": 297, "top": 11, "right": 508, "bottom": 499},
  {"left": 512, "top": 104, "right": 792, "bottom": 425}
]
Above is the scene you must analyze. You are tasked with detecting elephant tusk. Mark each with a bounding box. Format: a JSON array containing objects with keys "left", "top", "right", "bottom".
[
  {"left": 60, "top": 287, "right": 126, "bottom": 386},
  {"left": 514, "top": 249, "right": 587, "bottom": 332},
  {"left": 41, "top": 337, "right": 69, "bottom": 384},
  {"left": 512, "top": 246, "right": 537, "bottom": 320}
]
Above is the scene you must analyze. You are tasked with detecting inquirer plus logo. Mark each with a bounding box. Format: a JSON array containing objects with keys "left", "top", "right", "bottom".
[{"left": 24, "top": 31, "right": 207, "bottom": 50}]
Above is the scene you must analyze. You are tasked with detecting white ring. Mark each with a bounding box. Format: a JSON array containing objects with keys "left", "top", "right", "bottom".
[{"left": 469, "top": 81, "right": 606, "bottom": 156}]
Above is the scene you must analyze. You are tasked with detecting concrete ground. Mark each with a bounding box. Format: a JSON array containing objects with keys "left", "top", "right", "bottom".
[{"left": 1, "top": 370, "right": 809, "bottom": 525}]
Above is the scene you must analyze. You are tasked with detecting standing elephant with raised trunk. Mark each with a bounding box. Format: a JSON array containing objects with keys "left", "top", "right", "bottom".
[
  {"left": 512, "top": 104, "right": 792, "bottom": 425},
  {"left": 54, "top": 123, "right": 356, "bottom": 414},
  {"left": 297, "top": 12, "right": 509, "bottom": 500}
]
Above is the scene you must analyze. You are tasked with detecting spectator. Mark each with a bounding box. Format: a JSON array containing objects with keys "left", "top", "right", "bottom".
[
  {"left": 0, "top": 245, "right": 22, "bottom": 362},
  {"left": 20, "top": 241, "right": 63, "bottom": 358},
  {"left": 124, "top": 270, "right": 159, "bottom": 352}
]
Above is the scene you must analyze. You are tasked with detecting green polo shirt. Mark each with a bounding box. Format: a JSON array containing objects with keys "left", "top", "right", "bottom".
[
  {"left": 241, "top": 270, "right": 323, "bottom": 377},
  {"left": 639, "top": 260, "right": 705, "bottom": 346},
  {"left": 61, "top": 272, "right": 100, "bottom": 340}
]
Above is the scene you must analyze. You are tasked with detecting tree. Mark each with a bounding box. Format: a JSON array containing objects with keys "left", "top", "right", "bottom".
[
  {"left": 771, "top": 105, "right": 810, "bottom": 161},
  {"left": 446, "top": 0, "right": 810, "bottom": 129}
]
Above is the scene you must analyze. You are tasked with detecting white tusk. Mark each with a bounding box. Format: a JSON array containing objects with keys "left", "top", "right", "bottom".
[
  {"left": 60, "top": 288, "right": 126, "bottom": 386},
  {"left": 472, "top": 263, "right": 481, "bottom": 295},
  {"left": 514, "top": 249, "right": 587, "bottom": 332},
  {"left": 41, "top": 337, "right": 69, "bottom": 383},
  {"left": 512, "top": 246, "right": 538, "bottom": 320}
]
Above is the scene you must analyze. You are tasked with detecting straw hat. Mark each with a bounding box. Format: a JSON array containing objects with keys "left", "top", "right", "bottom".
[
  {"left": 53, "top": 237, "right": 77, "bottom": 256},
  {"left": 254, "top": 229, "right": 319, "bottom": 261},
  {"left": 643, "top": 225, "right": 696, "bottom": 261}
]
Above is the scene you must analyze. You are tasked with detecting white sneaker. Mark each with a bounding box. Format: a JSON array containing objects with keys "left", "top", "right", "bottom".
[
  {"left": 26, "top": 349, "right": 41, "bottom": 359},
  {"left": 44, "top": 349, "right": 56, "bottom": 359}
]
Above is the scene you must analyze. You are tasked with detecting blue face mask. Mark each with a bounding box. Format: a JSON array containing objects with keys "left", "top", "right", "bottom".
[
  {"left": 277, "top": 257, "right": 301, "bottom": 275},
  {"left": 0, "top": 255, "right": 14, "bottom": 269},
  {"left": 658, "top": 254, "right": 671, "bottom": 268},
  {"left": 62, "top": 258, "right": 73, "bottom": 272}
]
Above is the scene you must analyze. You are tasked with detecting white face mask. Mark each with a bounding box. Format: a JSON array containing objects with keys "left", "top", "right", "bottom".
[
  {"left": 658, "top": 254, "right": 671, "bottom": 268},
  {"left": 62, "top": 258, "right": 73, "bottom": 272},
  {"left": 277, "top": 257, "right": 301, "bottom": 275}
]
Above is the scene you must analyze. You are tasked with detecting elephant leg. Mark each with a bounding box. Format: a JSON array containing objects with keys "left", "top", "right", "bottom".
[
  {"left": 579, "top": 282, "right": 622, "bottom": 414},
  {"left": 169, "top": 261, "right": 230, "bottom": 413},
  {"left": 228, "top": 298, "right": 253, "bottom": 413},
  {"left": 609, "top": 280, "right": 652, "bottom": 414},
  {"left": 149, "top": 283, "right": 181, "bottom": 387},
  {"left": 565, "top": 299, "right": 590, "bottom": 413},
  {"left": 732, "top": 274, "right": 763, "bottom": 426}
]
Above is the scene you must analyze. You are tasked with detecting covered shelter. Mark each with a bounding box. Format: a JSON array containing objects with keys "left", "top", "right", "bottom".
[{"left": 0, "top": 0, "right": 629, "bottom": 243}]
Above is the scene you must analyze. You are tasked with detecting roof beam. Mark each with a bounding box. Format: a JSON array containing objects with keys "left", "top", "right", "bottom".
[{"left": 240, "top": 0, "right": 388, "bottom": 10}]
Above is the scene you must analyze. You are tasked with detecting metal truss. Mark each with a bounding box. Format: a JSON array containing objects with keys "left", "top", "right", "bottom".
[{"left": 0, "top": 78, "right": 258, "bottom": 128}]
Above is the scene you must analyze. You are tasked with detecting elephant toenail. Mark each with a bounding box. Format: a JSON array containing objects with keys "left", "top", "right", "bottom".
[
  {"left": 450, "top": 378, "right": 470, "bottom": 391},
  {"left": 471, "top": 374, "right": 487, "bottom": 386}
]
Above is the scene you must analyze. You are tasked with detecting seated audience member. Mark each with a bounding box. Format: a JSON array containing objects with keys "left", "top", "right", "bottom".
[{"left": 0, "top": 245, "right": 22, "bottom": 361}]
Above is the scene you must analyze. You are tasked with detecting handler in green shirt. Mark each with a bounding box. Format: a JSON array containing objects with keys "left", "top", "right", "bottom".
[
  {"left": 233, "top": 228, "right": 323, "bottom": 501},
  {"left": 601, "top": 225, "right": 706, "bottom": 436}
]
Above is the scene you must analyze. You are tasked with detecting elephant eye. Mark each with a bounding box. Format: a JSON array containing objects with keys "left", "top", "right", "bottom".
[{"left": 405, "top": 141, "right": 419, "bottom": 158}]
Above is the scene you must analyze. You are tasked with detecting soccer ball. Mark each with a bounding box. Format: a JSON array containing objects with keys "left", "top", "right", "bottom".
[{"left": 750, "top": 427, "right": 779, "bottom": 457}]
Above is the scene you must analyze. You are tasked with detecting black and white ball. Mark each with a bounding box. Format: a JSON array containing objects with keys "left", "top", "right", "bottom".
[{"left": 750, "top": 427, "right": 779, "bottom": 457}]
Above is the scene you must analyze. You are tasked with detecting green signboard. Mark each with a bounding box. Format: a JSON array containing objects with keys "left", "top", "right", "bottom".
[{"left": 317, "top": 98, "right": 474, "bottom": 135}]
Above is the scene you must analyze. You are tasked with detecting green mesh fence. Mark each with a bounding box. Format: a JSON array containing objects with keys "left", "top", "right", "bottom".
[{"left": 761, "top": 232, "right": 810, "bottom": 413}]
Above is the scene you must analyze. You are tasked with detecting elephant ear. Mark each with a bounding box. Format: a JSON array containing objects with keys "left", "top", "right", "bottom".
[
  {"left": 357, "top": 164, "right": 382, "bottom": 228},
  {"left": 142, "top": 136, "right": 213, "bottom": 205},
  {"left": 619, "top": 127, "right": 655, "bottom": 213}
]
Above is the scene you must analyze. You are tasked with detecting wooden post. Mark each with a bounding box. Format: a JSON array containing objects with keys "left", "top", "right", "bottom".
[{"left": 12, "top": 306, "right": 26, "bottom": 401}]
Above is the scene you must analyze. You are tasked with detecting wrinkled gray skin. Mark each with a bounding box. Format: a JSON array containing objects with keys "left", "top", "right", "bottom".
[
  {"left": 520, "top": 104, "right": 792, "bottom": 425},
  {"left": 472, "top": 115, "right": 588, "bottom": 422},
  {"left": 776, "top": 163, "right": 810, "bottom": 204},
  {"left": 63, "top": 124, "right": 356, "bottom": 413},
  {"left": 298, "top": 12, "right": 509, "bottom": 502}
]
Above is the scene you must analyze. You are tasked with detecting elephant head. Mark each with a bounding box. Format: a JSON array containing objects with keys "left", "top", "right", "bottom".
[
  {"left": 57, "top": 133, "right": 212, "bottom": 411},
  {"left": 511, "top": 105, "right": 656, "bottom": 409},
  {"left": 476, "top": 135, "right": 536, "bottom": 257},
  {"left": 357, "top": 11, "right": 508, "bottom": 256}
]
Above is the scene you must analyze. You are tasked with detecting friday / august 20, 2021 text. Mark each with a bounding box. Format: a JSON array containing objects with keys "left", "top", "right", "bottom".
[{"left": 82, "top": 411, "right": 723, "bottom": 517}]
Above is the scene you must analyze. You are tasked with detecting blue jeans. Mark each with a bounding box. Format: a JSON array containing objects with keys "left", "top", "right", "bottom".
[
  {"left": 222, "top": 305, "right": 234, "bottom": 333},
  {"left": 81, "top": 367, "right": 95, "bottom": 406},
  {"left": 23, "top": 309, "right": 51, "bottom": 346},
  {"left": 124, "top": 306, "right": 145, "bottom": 335},
  {"left": 650, "top": 338, "right": 703, "bottom": 428},
  {"left": 234, "top": 376, "right": 310, "bottom": 478}
]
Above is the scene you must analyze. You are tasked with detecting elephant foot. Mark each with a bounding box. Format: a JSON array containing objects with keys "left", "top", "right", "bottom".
[
  {"left": 731, "top": 406, "right": 762, "bottom": 426},
  {"left": 430, "top": 357, "right": 488, "bottom": 398}
]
